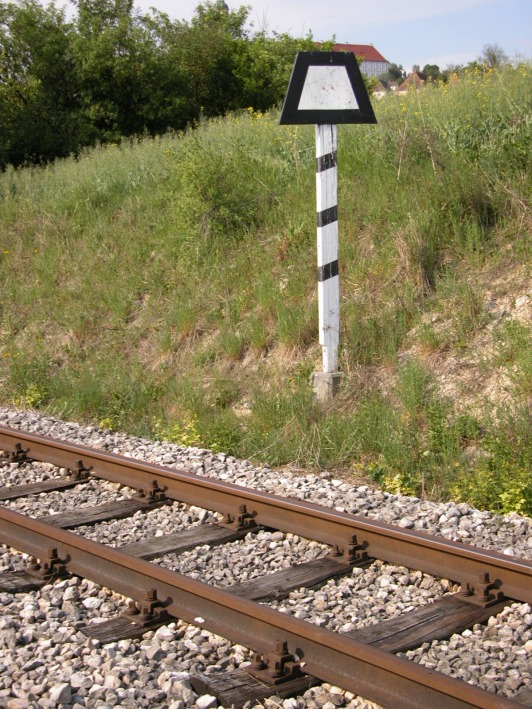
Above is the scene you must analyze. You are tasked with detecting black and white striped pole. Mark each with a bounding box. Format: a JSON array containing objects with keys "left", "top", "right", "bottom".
[
  {"left": 316, "top": 123, "right": 339, "bottom": 375},
  {"left": 280, "top": 52, "right": 376, "bottom": 401}
]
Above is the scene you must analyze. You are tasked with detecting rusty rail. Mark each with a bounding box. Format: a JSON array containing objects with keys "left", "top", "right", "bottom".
[
  {"left": 0, "top": 505, "right": 525, "bottom": 709},
  {"left": 1, "top": 425, "right": 531, "bottom": 605}
]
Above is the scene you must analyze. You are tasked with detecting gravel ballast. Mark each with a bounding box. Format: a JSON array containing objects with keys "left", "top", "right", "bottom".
[{"left": 0, "top": 407, "right": 531, "bottom": 708}]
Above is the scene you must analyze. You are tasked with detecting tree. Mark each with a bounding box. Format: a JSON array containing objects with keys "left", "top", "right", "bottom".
[
  {"left": 421, "top": 64, "right": 441, "bottom": 82},
  {"left": 480, "top": 43, "right": 509, "bottom": 69},
  {"left": 0, "top": 0, "right": 348, "bottom": 168},
  {"left": 385, "top": 62, "right": 405, "bottom": 81},
  {"left": 467, "top": 44, "right": 510, "bottom": 71},
  {"left": 0, "top": 0, "right": 82, "bottom": 167},
  {"left": 176, "top": 1, "right": 249, "bottom": 119},
  {"left": 234, "top": 31, "right": 316, "bottom": 112},
  {"left": 478, "top": 43, "right": 509, "bottom": 69},
  {"left": 72, "top": 0, "right": 166, "bottom": 141}
]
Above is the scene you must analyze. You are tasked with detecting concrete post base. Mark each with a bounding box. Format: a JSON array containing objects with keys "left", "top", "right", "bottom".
[{"left": 310, "top": 372, "right": 343, "bottom": 403}]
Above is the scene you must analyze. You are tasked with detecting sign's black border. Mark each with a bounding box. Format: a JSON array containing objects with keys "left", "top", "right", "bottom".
[{"left": 279, "top": 51, "right": 377, "bottom": 125}]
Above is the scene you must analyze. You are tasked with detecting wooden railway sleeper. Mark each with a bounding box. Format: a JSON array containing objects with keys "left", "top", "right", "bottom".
[
  {"left": 460, "top": 571, "right": 505, "bottom": 608},
  {"left": 25, "top": 547, "right": 69, "bottom": 582},
  {"left": 246, "top": 640, "right": 303, "bottom": 686},
  {"left": 0, "top": 442, "right": 31, "bottom": 467}
]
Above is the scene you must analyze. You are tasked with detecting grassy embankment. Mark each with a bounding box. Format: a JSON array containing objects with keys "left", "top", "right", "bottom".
[{"left": 1, "top": 65, "right": 531, "bottom": 514}]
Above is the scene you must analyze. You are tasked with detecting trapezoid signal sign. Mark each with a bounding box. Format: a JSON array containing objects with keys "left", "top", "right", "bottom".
[{"left": 279, "top": 51, "right": 377, "bottom": 125}]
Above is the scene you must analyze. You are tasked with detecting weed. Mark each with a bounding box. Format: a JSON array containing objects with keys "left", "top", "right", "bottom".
[
  {"left": 153, "top": 414, "right": 201, "bottom": 448},
  {"left": 493, "top": 320, "right": 532, "bottom": 399},
  {"left": 244, "top": 315, "right": 270, "bottom": 354},
  {"left": 435, "top": 275, "right": 488, "bottom": 348},
  {"left": 416, "top": 322, "right": 442, "bottom": 353},
  {"left": 218, "top": 327, "right": 245, "bottom": 361}
]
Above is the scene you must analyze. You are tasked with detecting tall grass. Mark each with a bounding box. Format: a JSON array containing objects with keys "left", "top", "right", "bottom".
[{"left": 1, "top": 65, "right": 531, "bottom": 514}]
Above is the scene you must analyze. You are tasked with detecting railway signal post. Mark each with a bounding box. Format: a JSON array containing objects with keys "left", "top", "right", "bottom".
[{"left": 280, "top": 52, "right": 376, "bottom": 401}]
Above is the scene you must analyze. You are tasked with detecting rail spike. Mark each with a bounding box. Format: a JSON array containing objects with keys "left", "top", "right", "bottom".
[
  {"left": 328, "top": 535, "right": 369, "bottom": 565},
  {"left": 221, "top": 504, "right": 257, "bottom": 531},
  {"left": 460, "top": 571, "right": 505, "bottom": 608},
  {"left": 124, "top": 588, "right": 170, "bottom": 627},
  {"left": 0, "top": 442, "right": 31, "bottom": 467},
  {"left": 26, "top": 548, "right": 69, "bottom": 581},
  {"left": 65, "top": 460, "right": 93, "bottom": 481},
  {"left": 246, "top": 639, "right": 303, "bottom": 686},
  {"left": 132, "top": 480, "right": 168, "bottom": 503}
]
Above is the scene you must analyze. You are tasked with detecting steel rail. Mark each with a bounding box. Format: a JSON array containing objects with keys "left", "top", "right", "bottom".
[
  {"left": 0, "top": 506, "right": 524, "bottom": 709},
  {"left": 1, "top": 425, "right": 531, "bottom": 605}
]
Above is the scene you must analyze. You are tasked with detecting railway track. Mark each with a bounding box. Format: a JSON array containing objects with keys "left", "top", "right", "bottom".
[{"left": 1, "top": 422, "right": 531, "bottom": 709}]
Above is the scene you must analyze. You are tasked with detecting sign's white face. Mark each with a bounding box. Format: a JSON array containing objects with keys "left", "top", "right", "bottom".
[{"left": 298, "top": 66, "right": 360, "bottom": 111}]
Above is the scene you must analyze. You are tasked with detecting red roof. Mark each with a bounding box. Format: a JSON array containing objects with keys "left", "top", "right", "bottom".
[
  {"left": 330, "top": 44, "right": 389, "bottom": 63},
  {"left": 398, "top": 71, "right": 424, "bottom": 90}
]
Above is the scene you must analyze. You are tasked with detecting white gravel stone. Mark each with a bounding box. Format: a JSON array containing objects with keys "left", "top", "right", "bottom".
[
  {"left": 103, "top": 673, "right": 121, "bottom": 689},
  {"left": 48, "top": 683, "right": 72, "bottom": 704}
]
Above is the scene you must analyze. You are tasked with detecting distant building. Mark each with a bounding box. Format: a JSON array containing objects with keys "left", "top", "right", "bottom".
[
  {"left": 396, "top": 71, "right": 424, "bottom": 95},
  {"left": 372, "top": 81, "right": 387, "bottom": 100},
  {"left": 324, "top": 44, "right": 390, "bottom": 78},
  {"left": 372, "top": 79, "right": 399, "bottom": 99}
]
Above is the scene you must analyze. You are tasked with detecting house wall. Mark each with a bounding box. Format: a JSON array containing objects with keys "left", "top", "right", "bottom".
[{"left": 360, "top": 61, "right": 389, "bottom": 78}]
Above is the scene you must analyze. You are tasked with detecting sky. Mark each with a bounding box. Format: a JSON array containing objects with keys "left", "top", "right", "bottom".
[{"left": 131, "top": 0, "right": 532, "bottom": 72}]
